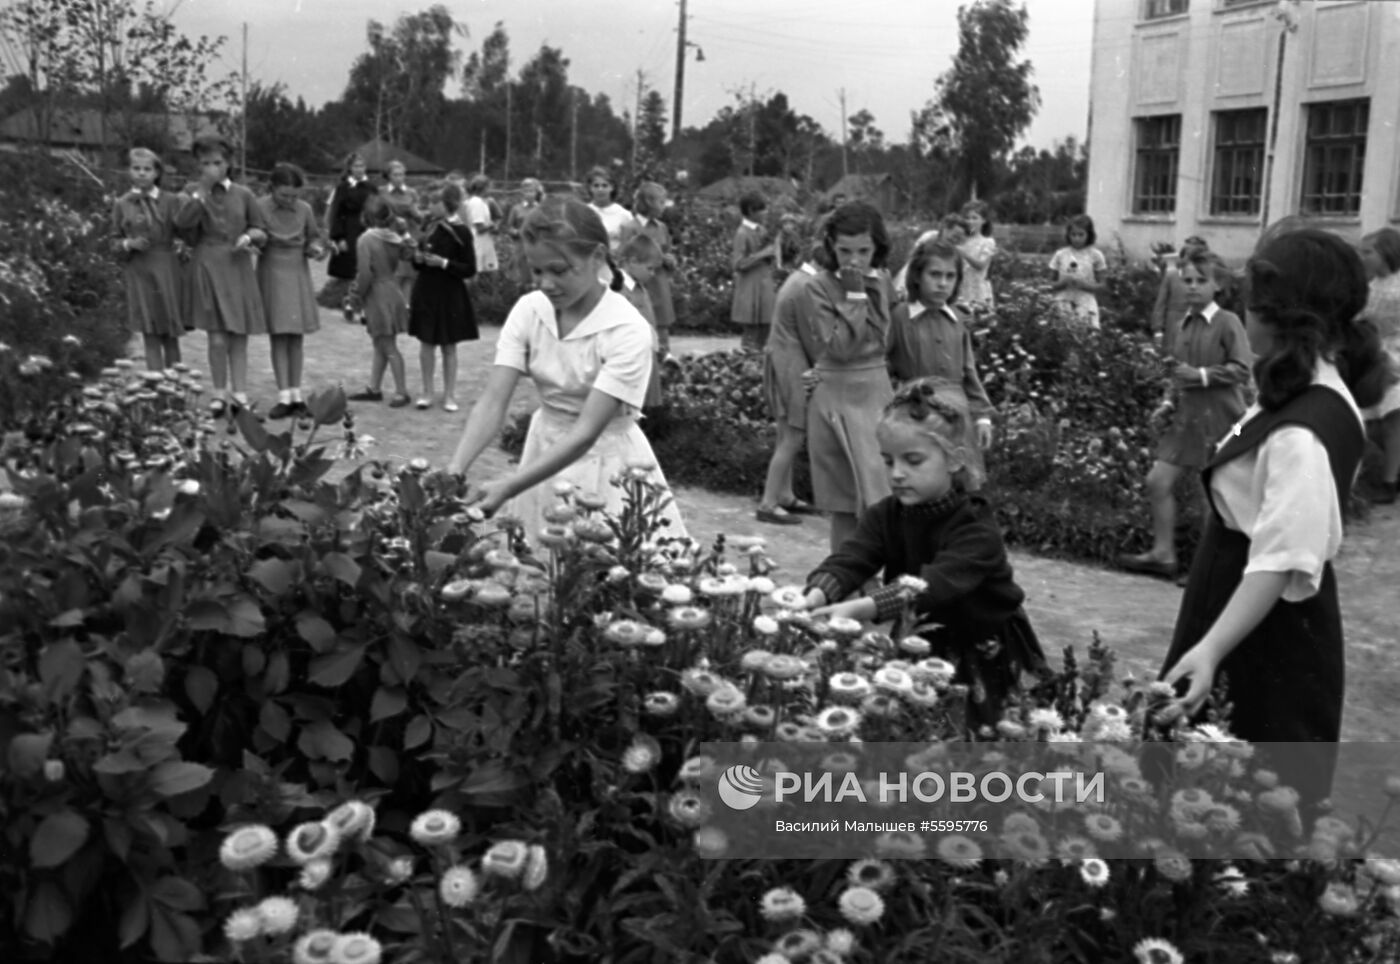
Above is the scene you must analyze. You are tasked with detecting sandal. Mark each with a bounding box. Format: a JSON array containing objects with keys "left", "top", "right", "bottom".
[
  {"left": 443, "top": 399, "right": 460, "bottom": 413},
  {"left": 415, "top": 397, "right": 431, "bottom": 410},
  {"left": 388, "top": 394, "right": 412, "bottom": 409}
]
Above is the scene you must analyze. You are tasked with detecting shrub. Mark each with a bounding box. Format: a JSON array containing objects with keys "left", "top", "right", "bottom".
[
  {"left": 2, "top": 379, "right": 1396, "bottom": 963},
  {"left": 0, "top": 153, "right": 128, "bottom": 427}
]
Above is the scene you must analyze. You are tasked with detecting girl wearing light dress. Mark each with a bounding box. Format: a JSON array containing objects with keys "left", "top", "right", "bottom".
[
  {"left": 1048, "top": 214, "right": 1107, "bottom": 329},
  {"left": 447, "top": 198, "right": 687, "bottom": 546},
  {"left": 584, "top": 166, "right": 635, "bottom": 253},
  {"left": 957, "top": 200, "right": 997, "bottom": 314}
]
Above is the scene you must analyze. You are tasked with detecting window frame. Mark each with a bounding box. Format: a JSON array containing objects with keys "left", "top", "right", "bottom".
[
  {"left": 1132, "top": 114, "right": 1182, "bottom": 216},
  {"left": 1299, "top": 98, "right": 1369, "bottom": 218},
  {"left": 1208, "top": 108, "right": 1267, "bottom": 218},
  {"left": 1142, "top": 0, "right": 1189, "bottom": 20}
]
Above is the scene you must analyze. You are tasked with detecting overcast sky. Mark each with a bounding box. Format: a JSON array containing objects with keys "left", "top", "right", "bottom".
[{"left": 172, "top": 0, "right": 1093, "bottom": 151}]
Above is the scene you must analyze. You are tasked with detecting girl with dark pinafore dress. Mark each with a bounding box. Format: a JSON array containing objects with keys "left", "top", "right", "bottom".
[
  {"left": 803, "top": 380, "right": 1048, "bottom": 732},
  {"left": 408, "top": 182, "right": 478, "bottom": 412},
  {"left": 112, "top": 147, "right": 185, "bottom": 371},
  {"left": 1159, "top": 228, "right": 1390, "bottom": 811},
  {"left": 326, "top": 152, "right": 377, "bottom": 285}
]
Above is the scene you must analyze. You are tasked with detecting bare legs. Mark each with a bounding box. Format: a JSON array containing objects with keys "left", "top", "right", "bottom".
[
  {"left": 369, "top": 335, "right": 407, "bottom": 398},
  {"left": 141, "top": 334, "right": 180, "bottom": 371},
  {"left": 1377, "top": 411, "right": 1400, "bottom": 500},
  {"left": 417, "top": 343, "right": 459, "bottom": 406},
  {"left": 759, "top": 421, "right": 805, "bottom": 512},
  {"left": 205, "top": 332, "right": 249, "bottom": 406},
  {"left": 1142, "top": 460, "right": 1184, "bottom": 565}
]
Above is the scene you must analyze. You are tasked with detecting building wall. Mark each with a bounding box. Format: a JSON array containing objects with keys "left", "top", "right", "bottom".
[{"left": 1087, "top": 0, "right": 1400, "bottom": 264}]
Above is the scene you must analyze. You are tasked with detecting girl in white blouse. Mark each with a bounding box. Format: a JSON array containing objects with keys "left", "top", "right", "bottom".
[
  {"left": 1159, "top": 228, "right": 1389, "bottom": 808},
  {"left": 446, "top": 198, "right": 687, "bottom": 545}
]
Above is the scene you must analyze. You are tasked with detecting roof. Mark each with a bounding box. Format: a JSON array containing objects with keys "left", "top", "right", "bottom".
[
  {"left": 696, "top": 175, "right": 799, "bottom": 200},
  {"left": 822, "top": 172, "right": 894, "bottom": 200},
  {"left": 351, "top": 138, "right": 444, "bottom": 175},
  {"left": 0, "top": 107, "right": 221, "bottom": 150}
]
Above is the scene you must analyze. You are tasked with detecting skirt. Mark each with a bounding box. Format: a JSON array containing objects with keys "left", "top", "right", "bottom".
[
  {"left": 807, "top": 362, "right": 894, "bottom": 514},
  {"left": 257, "top": 247, "right": 321, "bottom": 335},
  {"left": 502, "top": 406, "right": 689, "bottom": 548},
  {"left": 763, "top": 347, "right": 810, "bottom": 431},
  {"left": 121, "top": 245, "right": 184, "bottom": 337}
]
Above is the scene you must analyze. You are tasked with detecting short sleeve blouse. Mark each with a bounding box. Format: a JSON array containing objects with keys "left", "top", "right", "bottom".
[
  {"left": 494, "top": 290, "right": 654, "bottom": 415},
  {"left": 1209, "top": 361, "right": 1363, "bottom": 601}
]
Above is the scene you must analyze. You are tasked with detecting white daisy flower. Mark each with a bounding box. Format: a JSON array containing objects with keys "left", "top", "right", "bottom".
[
  {"left": 815, "top": 705, "right": 862, "bottom": 737},
  {"left": 621, "top": 735, "right": 662, "bottom": 773},
  {"left": 759, "top": 886, "right": 806, "bottom": 922},
  {"left": 825, "top": 928, "right": 856, "bottom": 955},
  {"left": 752, "top": 615, "right": 780, "bottom": 635},
  {"left": 223, "top": 907, "right": 263, "bottom": 943},
  {"left": 410, "top": 809, "right": 461, "bottom": 846},
  {"left": 837, "top": 886, "right": 885, "bottom": 925},
  {"left": 1133, "top": 937, "right": 1184, "bottom": 964},
  {"left": 1079, "top": 858, "right": 1110, "bottom": 888},
  {"left": 522, "top": 844, "right": 548, "bottom": 891},
  {"left": 768, "top": 585, "right": 809, "bottom": 609},
  {"left": 255, "top": 896, "right": 299, "bottom": 935},
  {"left": 660, "top": 584, "right": 692, "bottom": 605},
  {"left": 439, "top": 865, "right": 479, "bottom": 907},
  {"left": 292, "top": 929, "right": 339, "bottom": 964},
  {"left": 332, "top": 932, "right": 382, "bottom": 964},
  {"left": 286, "top": 821, "right": 340, "bottom": 864},
  {"left": 324, "top": 800, "right": 376, "bottom": 843},
  {"left": 219, "top": 825, "right": 278, "bottom": 871},
  {"left": 482, "top": 840, "right": 529, "bottom": 880},
  {"left": 297, "top": 858, "right": 332, "bottom": 891}
]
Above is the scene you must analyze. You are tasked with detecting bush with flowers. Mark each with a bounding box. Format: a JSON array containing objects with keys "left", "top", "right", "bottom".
[{"left": 3, "top": 362, "right": 1400, "bottom": 962}]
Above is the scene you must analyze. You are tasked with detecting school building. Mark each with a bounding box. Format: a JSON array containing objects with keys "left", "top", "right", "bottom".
[{"left": 1086, "top": 0, "right": 1400, "bottom": 263}]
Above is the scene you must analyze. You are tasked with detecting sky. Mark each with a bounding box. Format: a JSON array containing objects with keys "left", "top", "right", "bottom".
[{"left": 170, "top": 0, "right": 1093, "bottom": 152}]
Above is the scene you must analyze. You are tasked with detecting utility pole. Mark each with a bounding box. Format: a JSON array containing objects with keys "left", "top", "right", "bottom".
[
  {"left": 240, "top": 22, "right": 248, "bottom": 176},
  {"left": 505, "top": 82, "right": 512, "bottom": 180},
  {"left": 632, "top": 68, "right": 645, "bottom": 173},
  {"left": 838, "top": 87, "right": 848, "bottom": 177},
  {"left": 571, "top": 93, "right": 580, "bottom": 181},
  {"left": 479, "top": 139, "right": 486, "bottom": 176},
  {"left": 748, "top": 83, "right": 756, "bottom": 177},
  {"left": 672, "top": 0, "right": 688, "bottom": 142}
]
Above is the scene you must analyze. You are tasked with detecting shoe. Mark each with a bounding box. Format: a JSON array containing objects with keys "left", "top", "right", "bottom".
[
  {"left": 1175, "top": 572, "right": 1191, "bottom": 588},
  {"left": 1117, "top": 552, "right": 1178, "bottom": 579},
  {"left": 1374, "top": 480, "right": 1398, "bottom": 506},
  {"left": 348, "top": 389, "right": 383, "bottom": 402},
  {"left": 756, "top": 506, "right": 803, "bottom": 526},
  {"left": 208, "top": 398, "right": 227, "bottom": 417},
  {"left": 415, "top": 397, "right": 431, "bottom": 410},
  {"left": 779, "top": 498, "right": 821, "bottom": 516},
  {"left": 268, "top": 401, "right": 294, "bottom": 419},
  {"left": 388, "top": 393, "right": 412, "bottom": 409},
  {"left": 443, "top": 399, "right": 460, "bottom": 413}
]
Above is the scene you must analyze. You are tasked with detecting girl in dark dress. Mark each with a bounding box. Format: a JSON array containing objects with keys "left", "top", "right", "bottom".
[
  {"left": 408, "top": 183, "right": 478, "bottom": 412},
  {"left": 326, "top": 152, "right": 377, "bottom": 282},
  {"left": 1159, "top": 229, "right": 1390, "bottom": 809},
  {"left": 804, "top": 379, "right": 1048, "bottom": 732}
]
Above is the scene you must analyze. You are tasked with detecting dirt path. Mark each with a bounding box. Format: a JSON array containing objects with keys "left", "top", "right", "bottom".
[{"left": 168, "top": 261, "right": 1400, "bottom": 760}]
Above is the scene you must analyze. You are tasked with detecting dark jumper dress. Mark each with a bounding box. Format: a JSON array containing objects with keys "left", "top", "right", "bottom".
[
  {"left": 1160, "top": 385, "right": 1363, "bottom": 807},
  {"left": 326, "top": 179, "right": 379, "bottom": 281}
]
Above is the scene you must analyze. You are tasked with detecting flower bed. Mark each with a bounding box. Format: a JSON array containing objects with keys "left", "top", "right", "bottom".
[{"left": 2, "top": 371, "right": 1398, "bottom": 963}]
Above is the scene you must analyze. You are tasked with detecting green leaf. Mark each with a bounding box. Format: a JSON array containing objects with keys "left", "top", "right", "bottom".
[
  {"left": 259, "top": 700, "right": 291, "bottom": 742},
  {"left": 295, "top": 612, "right": 336, "bottom": 652},
  {"left": 24, "top": 880, "right": 72, "bottom": 943},
  {"left": 404, "top": 714, "right": 432, "bottom": 750},
  {"left": 424, "top": 550, "right": 454, "bottom": 574},
  {"left": 306, "top": 386, "right": 348, "bottom": 426},
  {"left": 235, "top": 408, "right": 271, "bottom": 452},
  {"left": 225, "top": 594, "right": 266, "bottom": 637},
  {"left": 149, "top": 905, "right": 201, "bottom": 963},
  {"left": 39, "top": 640, "right": 84, "bottom": 701},
  {"left": 48, "top": 609, "right": 86, "bottom": 628},
  {"left": 30, "top": 810, "right": 90, "bottom": 868},
  {"left": 321, "top": 552, "right": 361, "bottom": 587},
  {"left": 388, "top": 635, "right": 422, "bottom": 684},
  {"left": 368, "top": 745, "right": 399, "bottom": 782},
  {"left": 7, "top": 732, "right": 53, "bottom": 779},
  {"left": 149, "top": 876, "right": 204, "bottom": 913},
  {"left": 370, "top": 687, "right": 408, "bottom": 722},
  {"left": 298, "top": 720, "right": 354, "bottom": 762},
  {"left": 249, "top": 558, "right": 298, "bottom": 597},
  {"left": 309, "top": 644, "right": 365, "bottom": 687},
  {"left": 185, "top": 599, "right": 229, "bottom": 633},
  {"left": 183, "top": 667, "right": 217, "bottom": 714},
  {"left": 148, "top": 761, "right": 213, "bottom": 797},
  {"left": 118, "top": 893, "right": 149, "bottom": 949},
  {"left": 459, "top": 761, "right": 529, "bottom": 803}
]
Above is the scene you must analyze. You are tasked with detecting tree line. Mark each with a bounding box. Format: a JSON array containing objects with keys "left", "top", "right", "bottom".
[{"left": 0, "top": 0, "right": 1085, "bottom": 222}]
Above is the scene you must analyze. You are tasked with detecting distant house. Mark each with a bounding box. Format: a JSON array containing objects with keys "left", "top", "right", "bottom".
[
  {"left": 1087, "top": 0, "right": 1400, "bottom": 262},
  {"left": 696, "top": 175, "right": 800, "bottom": 204},
  {"left": 350, "top": 138, "right": 444, "bottom": 177},
  {"left": 821, "top": 173, "right": 898, "bottom": 214},
  {"left": 0, "top": 107, "right": 223, "bottom": 161}
]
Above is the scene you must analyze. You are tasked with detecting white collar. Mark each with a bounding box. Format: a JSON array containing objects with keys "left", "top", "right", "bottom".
[
  {"left": 1184, "top": 301, "right": 1219, "bottom": 325},
  {"left": 346, "top": 176, "right": 363, "bottom": 186},
  {"left": 539, "top": 288, "right": 636, "bottom": 341},
  {"left": 799, "top": 262, "right": 818, "bottom": 276},
  {"left": 132, "top": 186, "right": 159, "bottom": 199},
  {"left": 907, "top": 301, "right": 958, "bottom": 321},
  {"left": 742, "top": 218, "right": 759, "bottom": 231},
  {"left": 621, "top": 271, "right": 638, "bottom": 291}
]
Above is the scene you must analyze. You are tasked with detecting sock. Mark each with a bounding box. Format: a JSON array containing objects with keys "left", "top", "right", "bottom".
[
  {"left": 290, "top": 387, "right": 303, "bottom": 403},
  {"left": 278, "top": 389, "right": 292, "bottom": 405},
  {"left": 232, "top": 392, "right": 250, "bottom": 407}
]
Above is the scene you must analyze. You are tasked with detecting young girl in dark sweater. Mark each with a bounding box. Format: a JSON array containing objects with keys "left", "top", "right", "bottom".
[{"left": 804, "top": 378, "right": 1047, "bottom": 731}]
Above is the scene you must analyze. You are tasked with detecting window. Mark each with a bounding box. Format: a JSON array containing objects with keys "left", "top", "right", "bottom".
[
  {"left": 1144, "top": 0, "right": 1188, "bottom": 17},
  {"left": 1210, "top": 109, "right": 1266, "bottom": 216},
  {"left": 1300, "top": 99, "right": 1368, "bottom": 216},
  {"left": 1133, "top": 115, "right": 1181, "bottom": 215}
]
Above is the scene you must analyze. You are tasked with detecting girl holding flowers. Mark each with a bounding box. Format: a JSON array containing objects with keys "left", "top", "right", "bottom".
[{"left": 803, "top": 379, "right": 1047, "bottom": 729}]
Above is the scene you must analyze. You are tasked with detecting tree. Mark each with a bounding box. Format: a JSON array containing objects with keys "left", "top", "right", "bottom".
[
  {"left": 343, "top": 5, "right": 463, "bottom": 157},
  {"left": 637, "top": 90, "right": 668, "bottom": 160},
  {"left": 932, "top": 0, "right": 1040, "bottom": 201},
  {"left": 244, "top": 81, "right": 329, "bottom": 174},
  {"left": 847, "top": 108, "right": 884, "bottom": 170},
  {"left": 0, "top": 0, "right": 234, "bottom": 161}
]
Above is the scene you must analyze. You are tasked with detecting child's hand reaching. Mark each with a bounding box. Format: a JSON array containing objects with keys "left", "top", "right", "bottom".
[
  {"left": 810, "top": 597, "right": 877, "bottom": 622},
  {"left": 1171, "top": 363, "right": 1203, "bottom": 389}
]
